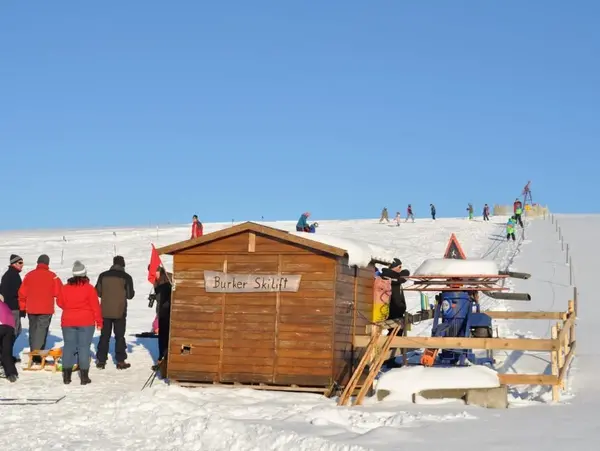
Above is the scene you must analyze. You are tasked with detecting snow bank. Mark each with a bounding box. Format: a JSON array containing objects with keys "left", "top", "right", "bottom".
[
  {"left": 375, "top": 366, "right": 501, "bottom": 403},
  {"left": 413, "top": 258, "right": 499, "bottom": 276},
  {"left": 289, "top": 231, "right": 395, "bottom": 267}
]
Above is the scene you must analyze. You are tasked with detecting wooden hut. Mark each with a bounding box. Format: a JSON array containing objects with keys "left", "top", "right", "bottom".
[{"left": 155, "top": 221, "right": 391, "bottom": 392}]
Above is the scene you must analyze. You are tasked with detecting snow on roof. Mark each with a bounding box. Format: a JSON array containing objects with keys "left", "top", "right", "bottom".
[
  {"left": 288, "top": 231, "right": 395, "bottom": 268},
  {"left": 413, "top": 258, "right": 500, "bottom": 276}
]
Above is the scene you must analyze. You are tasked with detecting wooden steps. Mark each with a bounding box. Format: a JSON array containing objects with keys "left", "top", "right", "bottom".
[{"left": 338, "top": 323, "right": 402, "bottom": 406}]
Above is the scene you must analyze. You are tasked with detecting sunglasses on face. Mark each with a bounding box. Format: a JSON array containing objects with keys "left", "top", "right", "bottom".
[{"left": 15, "top": 261, "right": 23, "bottom": 265}]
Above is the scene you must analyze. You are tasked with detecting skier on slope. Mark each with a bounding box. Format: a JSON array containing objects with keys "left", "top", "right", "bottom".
[
  {"left": 405, "top": 205, "right": 414, "bottom": 222},
  {"left": 466, "top": 203, "right": 474, "bottom": 220},
  {"left": 483, "top": 204, "right": 490, "bottom": 221},
  {"left": 379, "top": 207, "right": 390, "bottom": 223},
  {"left": 513, "top": 199, "right": 524, "bottom": 227},
  {"left": 506, "top": 216, "right": 516, "bottom": 241}
]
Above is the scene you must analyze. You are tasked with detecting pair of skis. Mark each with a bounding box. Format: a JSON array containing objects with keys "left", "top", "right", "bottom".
[{"left": 0, "top": 395, "right": 65, "bottom": 406}]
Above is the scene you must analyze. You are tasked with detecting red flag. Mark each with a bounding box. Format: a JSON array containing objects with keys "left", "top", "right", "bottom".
[{"left": 148, "top": 244, "right": 163, "bottom": 284}]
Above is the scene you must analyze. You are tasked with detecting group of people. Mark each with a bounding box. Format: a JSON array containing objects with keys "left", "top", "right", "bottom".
[
  {"left": 0, "top": 254, "right": 136, "bottom": 385},
  {"left": 380, "top": 203, "right": 492, "bottom": 224}
]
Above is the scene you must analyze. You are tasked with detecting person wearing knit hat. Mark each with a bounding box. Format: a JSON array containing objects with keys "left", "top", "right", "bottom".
[
  {"left": 57, "top": 260, "right": 102, "bottom": 385},
  {"left": 0, "top": 254, "right": 24, "bottom": 363},
  {"left": 94, "top": 255, "right": 135, "bottom": 369},
  {"left": 72, "top": 260, "right": 87, "bottom": 277}
]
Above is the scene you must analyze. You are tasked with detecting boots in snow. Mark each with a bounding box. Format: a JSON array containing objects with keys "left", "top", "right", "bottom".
[
  {"left": 117, "top": 361, "right": 131, "bottom": 370},
  {"left": 79, "top": 369, "right": 92, "bottom": 385},
  {"left": 62, "top": 368, "right": 73, "bottom": 385}
]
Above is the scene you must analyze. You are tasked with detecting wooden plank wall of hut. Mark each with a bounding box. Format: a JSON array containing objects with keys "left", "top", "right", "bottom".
[
  {"left": 167, "top": 231, "right": 339, "bottom": 387},
  {"left": 333, "top": 260, "right": 375, "bottom": 386}
]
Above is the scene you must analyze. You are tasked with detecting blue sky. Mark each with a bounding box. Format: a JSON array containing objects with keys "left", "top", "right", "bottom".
[{"left": 1, "top": 0, "right": 598, "bottom": 230}]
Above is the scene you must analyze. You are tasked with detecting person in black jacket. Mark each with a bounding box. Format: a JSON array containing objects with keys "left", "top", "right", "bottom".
[
  {"left": 151, "top": 266, "right": 172, "bottom": 366},
  {"left": 379, "top": 258, "right": 410, "bottom": 369},
  {"left": 379, "top": 258, "right": 410, "bottom": 320},
  {"left": 0, "top": 254, "right": 25, "bottom": 362},
  {"left": 95, "top": 256, "right": 135, "bottom": 369}
]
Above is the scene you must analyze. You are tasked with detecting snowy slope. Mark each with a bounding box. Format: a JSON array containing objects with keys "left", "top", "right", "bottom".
[{"left": 0, "top": 214, "right": 594, "bottom": 450}]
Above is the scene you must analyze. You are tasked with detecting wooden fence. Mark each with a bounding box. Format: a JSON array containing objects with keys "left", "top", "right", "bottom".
[{"left": 354, "top": 297, "right": 577, "bottom": 402}]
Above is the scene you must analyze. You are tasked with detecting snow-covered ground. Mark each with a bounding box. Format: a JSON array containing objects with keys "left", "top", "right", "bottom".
[{"left": 0, "top": 213, "right": 594, "bottom": 450}]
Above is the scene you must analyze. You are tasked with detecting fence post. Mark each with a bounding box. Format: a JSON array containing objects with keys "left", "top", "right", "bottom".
[
  {"left": 551, "top": 324, "right": 560, "bottom": 402},
  {"left": 566, "top": 243, "right": 569, "bottom": 264},
  {"left": 569, "top": 257, "right": 573, "bottom": 285},
  {"left": 573, "top": 286, "right": 578, "bottom": 316}
]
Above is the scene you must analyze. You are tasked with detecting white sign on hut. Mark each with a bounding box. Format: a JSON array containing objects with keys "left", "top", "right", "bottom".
[{"left": 204, "top": 270, "right": 302, "bottom": 293}]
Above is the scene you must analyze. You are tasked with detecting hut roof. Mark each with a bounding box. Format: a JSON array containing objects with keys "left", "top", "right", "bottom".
[{"left": 155, "top": 221, "right": 395, "bottom": 268}]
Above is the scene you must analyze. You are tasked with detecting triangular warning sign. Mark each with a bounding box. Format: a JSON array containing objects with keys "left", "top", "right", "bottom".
[{"left": 443, "top": 233, "right": 467, "bottom": 259}]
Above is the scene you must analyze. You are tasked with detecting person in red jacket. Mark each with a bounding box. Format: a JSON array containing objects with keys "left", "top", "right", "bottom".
[
  {"left": 191, "top": 215, "right": 203, "bottom": 238},
  {"left": 56, "top": 260, "right": 102, "bottom": 385},
  {"left": 18, "top": 254, "right": 62, "bottom": 362}
]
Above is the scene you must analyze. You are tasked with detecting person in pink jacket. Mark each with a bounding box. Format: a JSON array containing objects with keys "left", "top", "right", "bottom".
[{"left": 0, "top": 294, "right": 18, "bottom": 382}]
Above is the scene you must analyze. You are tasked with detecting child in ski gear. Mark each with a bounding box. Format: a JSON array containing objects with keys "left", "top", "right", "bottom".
[
  {"left": 467, "top": 203, "right": 474, "bottom": 220},
  {"left": 483, "top": 204, "right": 490, "bottom": 221},
  {"left": 191, "top": 215, "right": 203, "bottom": 238},
  {"left": 296, "top": 212, "right": 311, "bottom": 232},
  {"left": 95, "top": 255, "right": 135, "bottom": 370},
  {"left": 513, "top": 199, "right": 524, "bottom": 227},
  {"left": 0, "top": 294, "right": 18, "bottom": 382},
  {"left": 379, "top": 207, "right": 390, "bottom": 223},
  {"left": 0, "top": 254, "right": 24, "bottom": 362},
  {"left": 394, "top": 211, "right": 401, "bottom": 226},
  {"left": 56, "top": 260, "right": 102, "bottom": 385},
  {"left": 513, "top": 199, "right": 522, "bottom": 213},
  {"left": 18, "top": 254, "right": 62, "bottom": 362},
  {"left": 430, "top": 204, "right": 436, "bottom": 220},
  {"left": 507, "top": 217, "right": 516, "bottom": 241},
  {"left": 405, "top": 205, "right": 414, "bottom": 222}
]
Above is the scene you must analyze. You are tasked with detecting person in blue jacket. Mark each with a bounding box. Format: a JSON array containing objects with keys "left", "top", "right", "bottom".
[{"left": 296, "top": 212, "right": 311, "bottom": 232}]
